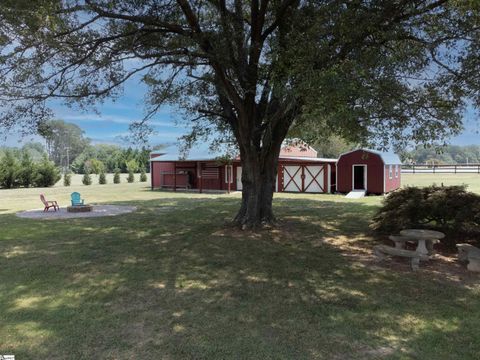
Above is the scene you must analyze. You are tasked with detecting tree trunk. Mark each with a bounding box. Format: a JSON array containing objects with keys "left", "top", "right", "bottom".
[{"left": 233, "top": 144, "right": 281, "bottom": 229}]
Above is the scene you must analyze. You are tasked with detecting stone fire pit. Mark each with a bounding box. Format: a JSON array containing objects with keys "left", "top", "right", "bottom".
[{"left": 67, "top": 204, "right": 93, "bottom": 213}]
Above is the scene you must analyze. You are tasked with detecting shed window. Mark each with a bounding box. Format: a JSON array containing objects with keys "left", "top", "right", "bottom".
[
  {"left": 389, "top": 165, "right": 393, "bottom": 179},
  {"left": 395, "top": 165, "right": 399, "bottom": 178}
]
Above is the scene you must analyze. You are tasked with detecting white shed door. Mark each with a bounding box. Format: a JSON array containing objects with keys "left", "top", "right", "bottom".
[
  {"left": 304, "top": 166, "right": 325, "bottom": 193},
  {"left": 283, "top": 165, "right": 302, "bottom": 192}
]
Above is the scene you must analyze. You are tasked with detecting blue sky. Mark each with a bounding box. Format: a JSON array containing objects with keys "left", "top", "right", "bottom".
[{"left": 1, "top": 74, "right": 479, "bottom": 149}]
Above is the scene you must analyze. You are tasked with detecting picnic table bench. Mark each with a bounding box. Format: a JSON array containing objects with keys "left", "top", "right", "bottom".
[
  {"left": 457, "top": 244, "right": 480, "bottom": 272},
  {"left": 374, "top": 245, "right": 429, "bottom": 271}
]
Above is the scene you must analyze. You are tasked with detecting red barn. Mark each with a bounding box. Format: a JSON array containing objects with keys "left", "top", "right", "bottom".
[
  {"left": 336, "top": 149, "right": 402, "bottom": 194},
  {"left": 150, "top": 143, "right": 337, "bottom": 194}
]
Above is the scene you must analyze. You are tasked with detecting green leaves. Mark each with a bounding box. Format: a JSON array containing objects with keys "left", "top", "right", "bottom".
[{"left": 0, "top": 1, "right": 478, "bottom": 155}]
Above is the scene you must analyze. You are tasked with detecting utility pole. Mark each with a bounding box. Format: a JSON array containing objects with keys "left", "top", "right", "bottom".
[{"left": 66, "top": 147, "right": 70, "bottom": 173}]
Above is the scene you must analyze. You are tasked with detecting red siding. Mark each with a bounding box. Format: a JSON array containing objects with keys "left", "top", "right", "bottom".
[
  {"left": 151, "top": 162, "right": 175, "bottom": 188},
  {"left": 152, "top": 159, "right": 337, "bottom": 193},
  {"left": 384, "top": 164, "right": 401, "bottom": 192},
  {"left": 337, "top": 150, "right": 384, "bottom": 194}
]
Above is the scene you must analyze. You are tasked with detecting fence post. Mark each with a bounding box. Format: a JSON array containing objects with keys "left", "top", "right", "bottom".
[
  {"left": 433, "top": 165, "right": 436, "bottom": 174},
  {"left": 413, "top": 164, "right": 415, "bottom": 174}
]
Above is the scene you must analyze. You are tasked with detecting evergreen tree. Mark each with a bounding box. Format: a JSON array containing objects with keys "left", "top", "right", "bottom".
[
  {"left": 99, "top": 172, "right": 107, "bottom": 185},
  {"left": 82, "top": 171, "right": 92, "bottom": 186},
  {"left": 63, "top": 172, "right": 71, "bottom": 186},
  {"left": 18, "top": 150, "right": 36, "bottom": 187},
  {"left": 140, "top": 169, "right": 147, "bottom": 182},
  {"left": 33, "top": 155, "right": 61, "bottom": 187},
  {"left": 0, "top": 150, "right": 20, "bottom": 188},
  {"left": 113, "top": 169, "right": 121, "bottom": 184}
]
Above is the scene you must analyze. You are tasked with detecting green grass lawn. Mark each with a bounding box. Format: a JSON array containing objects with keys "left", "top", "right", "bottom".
[
  {"left": 403, "top": 173, "right": 480, "bottom": 194},
  {"left": 0, "top": 178, "right": 479, "bottom": 359}
]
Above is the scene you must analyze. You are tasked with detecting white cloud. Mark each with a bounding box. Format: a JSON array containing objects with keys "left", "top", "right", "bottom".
[{"left": 57, "top": 113, "right": 181, "bottom": 128}]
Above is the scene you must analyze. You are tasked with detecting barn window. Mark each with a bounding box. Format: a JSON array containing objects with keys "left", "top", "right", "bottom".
[
  {"left": 395, "top": 165, "right": 399, "bottom": 178},
  {"left": 202, "top": 167, "right": 219, "bottom": 179},
  {"left": 389, "top": 165, "right": 393, "bottom": 179}
]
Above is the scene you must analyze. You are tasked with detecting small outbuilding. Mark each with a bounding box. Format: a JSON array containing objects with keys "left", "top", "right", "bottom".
[{"left": 336, "top": 149, "right": 402, "bottom": 194}]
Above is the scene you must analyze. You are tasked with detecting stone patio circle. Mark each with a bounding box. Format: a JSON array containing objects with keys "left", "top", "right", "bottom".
[{"left": 16, "top": 205, "right": 137, "bottom": 219}]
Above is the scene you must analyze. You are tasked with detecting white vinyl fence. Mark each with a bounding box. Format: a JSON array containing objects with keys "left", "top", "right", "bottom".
[{"left": 402, "top": 164, "right": 480, "bottom": 174}]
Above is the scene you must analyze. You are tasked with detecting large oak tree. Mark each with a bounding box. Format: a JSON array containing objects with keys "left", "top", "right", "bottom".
[{"left": 1, "top": 0, "right": 479, "bottom": 227}]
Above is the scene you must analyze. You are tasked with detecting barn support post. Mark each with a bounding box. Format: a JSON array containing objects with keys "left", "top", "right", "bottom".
[
  {"left": 278, "top": 164, "right": 284, "bottom": 192},
  {"left": 150, "top": 161, "right": 154, "bottom": 190},
  {"left": 326, "top": 164, "right": 330, "bottom": 193},
  {"left": 198, "top": 162, "right": 203, "bottom": 193},
  {"left": 174, "top": 162, "right": 177, "bottom": 192},
  {"left": 301, "top": 165, "right": 305, "bottom": 192},
  {"left": 227, "top": 165, "right": 231, "bottom": 194}
]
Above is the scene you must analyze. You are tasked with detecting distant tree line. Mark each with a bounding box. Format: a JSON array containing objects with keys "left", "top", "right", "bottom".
[
  {"left": 403, "top": 145, "right": 480, "bottom": 165},
  {"left": 0, "top": 118, "right": 158, "bottom": 189},
  {"left": 35, "top": 119, "right": 154, "bottom": 174},
  {"left": 71, "top": 145, "right": 150, "bottom": 174}
]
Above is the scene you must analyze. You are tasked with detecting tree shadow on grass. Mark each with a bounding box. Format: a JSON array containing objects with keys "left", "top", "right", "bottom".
[{"left": 0, "top": 197, "right": 479, "bottom": 359}]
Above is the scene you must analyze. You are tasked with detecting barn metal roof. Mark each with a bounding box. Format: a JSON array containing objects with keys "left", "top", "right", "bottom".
[
  {"left": 279, "top": 156, "right": 337, "bottom": 163},
  {"left": 338, "top": 149, "right": 402, "bottom": 165},
  {"left": 150, "top": 153, "right": 337, "bottom": 163}
]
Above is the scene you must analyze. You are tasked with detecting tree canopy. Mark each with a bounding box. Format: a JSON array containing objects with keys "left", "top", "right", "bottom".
[
  {"left": 1, "top": 1, "right": 479, "bottom": 226},
  {"left": 404, "top": 144, "right": 480, "bottom": 164},
  {"left": 37, "top": 119, "right": 90, "bottom": 168}
]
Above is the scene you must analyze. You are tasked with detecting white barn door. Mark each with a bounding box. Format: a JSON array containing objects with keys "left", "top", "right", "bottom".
[
  {"left": 283, "top": 165, "right": 302, "bottom": 192},
  {"left": 304, "top": 166, "right": 325, "bottom": 193}
]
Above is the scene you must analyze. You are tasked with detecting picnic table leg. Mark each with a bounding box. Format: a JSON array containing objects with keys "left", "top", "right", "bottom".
[
  {"left": 426, "top": 239, "right": 437, "bottom": 255},
  {"left": 416, "top": 239, "right": 429, "bottom": 256},
  {"left": 394, "top": 241, "right": 405, "bottom": 249},
  {"left": 410, "top": 257, "right": 420, "bottom": 271}
]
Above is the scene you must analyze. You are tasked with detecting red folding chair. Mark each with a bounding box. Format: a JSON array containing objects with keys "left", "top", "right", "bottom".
[{"left": 40, "top": 194, "right": 59, "bottom": 212}]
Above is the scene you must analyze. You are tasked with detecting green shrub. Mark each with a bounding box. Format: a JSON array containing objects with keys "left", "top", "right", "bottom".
[
  {"left": 63, "top": 172, "right": 72, "bottom": 186},
  {"left": 33, "top": 155, "right": 61, "bottom": 187},
  {"left": 99, "top": 172, "right": 107, "bottom": 184},
  {"left": 371, "top": 185, "right": 480, "bottom": 247},
  {"left": 18, "top": 151, "right": 36, "bottom": 187},
  {"left": 82, "top": 171, "right": 92, "bottom": 185},
  {"left": 127, "top": 171, "right": 135, "bottom": 183},
  {"left": 90, "top": 159, "right": 105, "bottom": 175},
  {"left": 140, "top": 169, "right": 147, "bottom": 182},
  {"left": 113, "top": 169, "right": 121, "bottom": 184},
  {"left": 125, "top": 159, "right": 139, "bottom": 173},
  {"left": 0, "top": 150, "right": 20, "bottom": 188}
]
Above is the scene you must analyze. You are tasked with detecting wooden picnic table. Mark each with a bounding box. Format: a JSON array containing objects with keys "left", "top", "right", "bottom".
[{"left": 399, "top": 229, "right": 445, "bottom": 256}]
